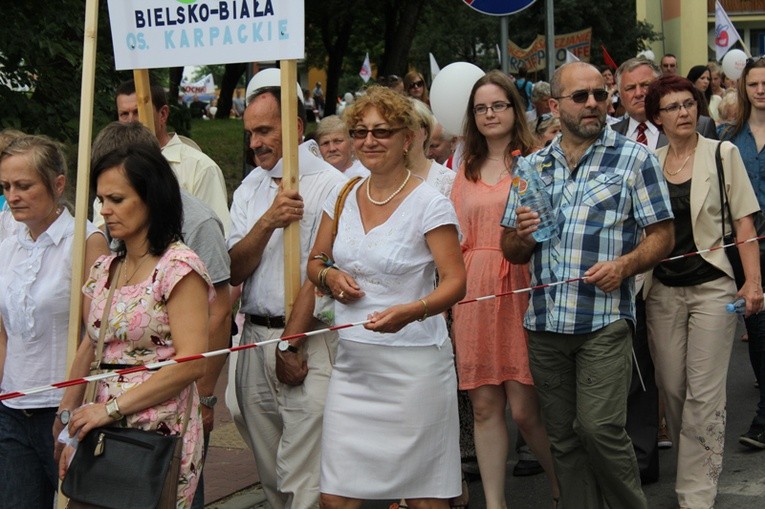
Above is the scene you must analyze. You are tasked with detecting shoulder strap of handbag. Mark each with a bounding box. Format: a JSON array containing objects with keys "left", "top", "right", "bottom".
[
  {"left": 179, "top": 385, "right": 194, "bottom": 437},
  {"left": 332, "top": 176, "right": 363, "bottom": 240},
  {"left": 715, "top": 141, "right": 737, "bottom": 241},
  {"left": 85, "top": 264, "right": 120, "bottom": 404}
]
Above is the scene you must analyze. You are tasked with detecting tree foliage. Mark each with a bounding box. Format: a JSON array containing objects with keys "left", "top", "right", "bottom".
[{"left": 0, "top": 1, "right": 121, "bottom": 144}]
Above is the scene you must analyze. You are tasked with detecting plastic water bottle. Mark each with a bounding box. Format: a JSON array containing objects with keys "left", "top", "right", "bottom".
[
  {"left": 511, "top": 149, "right": 557, "bottom": 242},
  {"left": 726, "top": 298, "right": 746, "bottom": 314}
]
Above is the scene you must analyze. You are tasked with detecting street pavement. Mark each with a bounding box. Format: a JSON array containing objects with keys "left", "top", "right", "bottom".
[{"left": 205, "top": 318, "right": 765, "bottom": 508}]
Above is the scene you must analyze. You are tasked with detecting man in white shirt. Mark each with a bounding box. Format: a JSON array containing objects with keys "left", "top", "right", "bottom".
[
  {"left": 228, "top": 84, "right": 346, "bottom": 509},
  {"left": 91, "top": 81, "right": 231, "bottom": 235}
]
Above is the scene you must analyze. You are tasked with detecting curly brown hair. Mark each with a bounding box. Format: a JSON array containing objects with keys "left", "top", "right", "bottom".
[{"left": 343, "top": 86, "right": 419, "bottom": 136}]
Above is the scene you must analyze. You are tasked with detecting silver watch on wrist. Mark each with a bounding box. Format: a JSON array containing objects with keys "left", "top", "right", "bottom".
[
  {"left": 57, "top": 409, "right": 71, "bottom": 425},
  {"left": 199, "top": 395, "right": 218, "bottom": 408},
  {"left": 278, "top": 340, "right": 299, "bottom": 353}
]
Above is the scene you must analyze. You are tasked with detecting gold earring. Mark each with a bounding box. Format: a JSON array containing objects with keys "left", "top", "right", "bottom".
[{"left": 403, "top": 147, "right": 409, "bottom": 156}]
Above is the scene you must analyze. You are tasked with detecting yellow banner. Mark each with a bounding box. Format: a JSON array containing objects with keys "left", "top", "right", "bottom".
[{"left": 508, "top": 28, "right": 592, "bottom": 73}]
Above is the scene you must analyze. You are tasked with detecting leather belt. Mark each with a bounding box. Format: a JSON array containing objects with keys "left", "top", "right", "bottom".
[
  {"left": 3, "top": 404, "right": 58, "bottom": 418},
  {"left": 20, "top": 407, "right": 57, "bottom": 417},
  {"left": 100, "top": 363, "right": 140, "bottom": 370},
  {"left": 248, "top": 314, "right": 286, "bottom": 329}
]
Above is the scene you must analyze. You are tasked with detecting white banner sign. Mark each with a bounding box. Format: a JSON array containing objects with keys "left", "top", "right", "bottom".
[
  {"left": 107, "top": 0, "right": 305, "bottom": 70},
  {"left": 181, "top": 73, "right": 216, "bottom": 94}
]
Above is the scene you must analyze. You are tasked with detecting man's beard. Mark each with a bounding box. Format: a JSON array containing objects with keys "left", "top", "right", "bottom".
[{"left": 560, "top": 108, "right": 605, "bottom": 139}]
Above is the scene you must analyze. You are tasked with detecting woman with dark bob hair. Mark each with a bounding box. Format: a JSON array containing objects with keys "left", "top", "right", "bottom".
[
  {"left": 644, "top": 74, "right": 762, "bottom": 509},
  {"left": 58, "top": 144, "right": 214, "bottom": 507},
  {"left": 686, "top": 65, "right": 713, "bottom": 118}
]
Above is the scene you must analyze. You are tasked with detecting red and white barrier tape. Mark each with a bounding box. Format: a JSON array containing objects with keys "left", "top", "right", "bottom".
[
  {"left": 4, "top": 235, "right": 764, "bottom": 402},
  {"left": 0, "top": 320, "right": 369, "bottom": 402},
  {"left": 457, "top": 235, "right": 765, "bottom": 306}
]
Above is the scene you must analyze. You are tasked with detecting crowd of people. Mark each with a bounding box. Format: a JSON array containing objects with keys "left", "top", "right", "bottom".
[{"left": 1, "top": 50, "right": 764, "bottom": 509}]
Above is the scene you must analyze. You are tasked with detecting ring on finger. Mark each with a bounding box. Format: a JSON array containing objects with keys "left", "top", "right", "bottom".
[{"left": 338, "top": 290, "right": 345, "bottom": 299}]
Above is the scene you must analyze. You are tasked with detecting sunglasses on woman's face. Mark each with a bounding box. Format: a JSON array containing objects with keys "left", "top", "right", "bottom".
[
  {"left": 409, "top": 80, "right": 425, "bottom": 90},
  {"left": 348, "top": 127, "right": 404, "bottom": 140}
]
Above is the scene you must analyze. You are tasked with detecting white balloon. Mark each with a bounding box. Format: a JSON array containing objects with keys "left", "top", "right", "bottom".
[
  {"left": 722, "top": 49, "right": 748, "bottom": 80},
  {"left": 245, "top": 68, "right": 304, "bottom": 105},
  {"left": 637, "top": 49, "right": 655, "bottom": 62},
  {"left": 430, "top": 62, "right": 486, "bottom": 136}
]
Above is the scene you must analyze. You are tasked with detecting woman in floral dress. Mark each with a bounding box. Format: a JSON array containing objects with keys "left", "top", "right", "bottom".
[{"left": 59, "top": 143, "right": 213, "bottom": 507}]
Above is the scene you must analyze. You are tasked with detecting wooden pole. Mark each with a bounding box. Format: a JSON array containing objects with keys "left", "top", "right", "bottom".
[
  {"left": 280, "top": 60, "right": 300, "bottom": 320},
  {"left": 60, "top": 1, "right": 99, "bottom": 506},
  {"left": 133, "top": 69, "right": 156, "bottom": 133}
]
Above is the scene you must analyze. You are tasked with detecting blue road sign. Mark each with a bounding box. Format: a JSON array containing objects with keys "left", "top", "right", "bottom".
[{"left": 463, "top": 0, "right": 537, "bottom": 16}]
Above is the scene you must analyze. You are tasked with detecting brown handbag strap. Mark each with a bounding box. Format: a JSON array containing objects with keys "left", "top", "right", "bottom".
[
  {"left": 179, "top": 386, "right": 194, "bottom": 436},
  {"left": 85, "top": 263, "right": 120, "bottom": 404},
  {"left": 332, "top": 176, "right": 363, "bottom": 239}
]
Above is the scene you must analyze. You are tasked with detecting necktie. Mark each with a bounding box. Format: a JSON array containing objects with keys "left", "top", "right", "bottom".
[{"left": 636, "top": 122, "right": 648, "bottom": 146}]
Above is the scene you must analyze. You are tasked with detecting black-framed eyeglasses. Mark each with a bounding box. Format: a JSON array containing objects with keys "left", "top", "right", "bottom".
[
  {"left": 554, "top": 89, "right": 609, "bottom": 103},
  {"left": 473, "top": 102, "right": 513, "bottom": 115},
  {"left": 658, "top": 99, "right": 696, "bottom": 114},
  {"left": 409, "top": 80, "right": 425, "bottom": 89},
  {"left": 348, "top": 127, "right": 405, "bottom": 139}
]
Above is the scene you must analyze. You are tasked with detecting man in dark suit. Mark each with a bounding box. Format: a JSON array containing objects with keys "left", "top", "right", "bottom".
[{"left": 613, "top": 57, "right": 717, "bottom": 147}]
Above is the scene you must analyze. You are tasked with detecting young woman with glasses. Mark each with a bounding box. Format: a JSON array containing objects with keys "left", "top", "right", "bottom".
[{"left": 450, "top": 70, "right": 559, "bottom": 508}]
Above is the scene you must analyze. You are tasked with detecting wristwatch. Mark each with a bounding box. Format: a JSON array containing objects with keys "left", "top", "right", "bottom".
[
  {"left": 278, "top": 341, "right": 299, "bottom": 353},
  {"left": 105, "top": 398, "right": 123, "bottom": 421},
  {"left": 57, "top": 409, "right": 71, "bottom": 425},
  {"left": 199, "top": 395, "right": 218, "bottom": 408}
]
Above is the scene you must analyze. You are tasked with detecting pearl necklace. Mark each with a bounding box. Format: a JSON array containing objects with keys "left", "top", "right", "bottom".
[
  {"left": 366, "top": 170, "right": 412, "bottom": 206},
  {"left": 664, "top": 148, "right": 695, "bottom": 176}
]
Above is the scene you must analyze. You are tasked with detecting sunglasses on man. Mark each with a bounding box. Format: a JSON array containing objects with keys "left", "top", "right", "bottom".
[{"left": 554, "top": 89, "right": 609, "bottom": 104}]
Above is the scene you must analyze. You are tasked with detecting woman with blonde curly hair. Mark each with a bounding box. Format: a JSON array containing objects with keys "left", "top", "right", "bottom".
[{"left": 311, "top": 86, "right": 466, "bottom": 507}]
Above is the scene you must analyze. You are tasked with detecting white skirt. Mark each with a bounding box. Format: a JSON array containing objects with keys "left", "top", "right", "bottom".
[{"left": 320, "top": 339, "right": 461, "bottom": 499}]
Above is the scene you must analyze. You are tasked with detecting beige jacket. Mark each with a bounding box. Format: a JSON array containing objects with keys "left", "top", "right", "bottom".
[{"left": 644, "top": 135, "right": 760, "bottom": 295}]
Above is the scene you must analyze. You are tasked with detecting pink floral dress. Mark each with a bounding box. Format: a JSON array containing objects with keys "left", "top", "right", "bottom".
[{"left": 82, "top": 242, "right": 213, "bottom": 507}]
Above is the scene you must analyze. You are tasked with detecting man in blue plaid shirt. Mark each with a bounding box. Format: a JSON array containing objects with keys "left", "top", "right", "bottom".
[{"left": 501, "top": 62, "right": 674, "bottom": 509}]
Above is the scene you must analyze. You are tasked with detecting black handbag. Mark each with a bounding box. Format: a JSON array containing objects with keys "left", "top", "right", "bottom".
[
  {"left": 61, "top": 426, "right": 183, "bottom": 509},
  {"left": 715, "top": 141, "right": 765, "bottom": 288},
  {"left": 62, "top": 264, "right": 194, "bottom": 509}
]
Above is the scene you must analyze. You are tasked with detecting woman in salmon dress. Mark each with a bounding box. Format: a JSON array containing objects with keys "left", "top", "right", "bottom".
[{"left": 451, "top": 70, "right": 559, "bottom": 508}]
